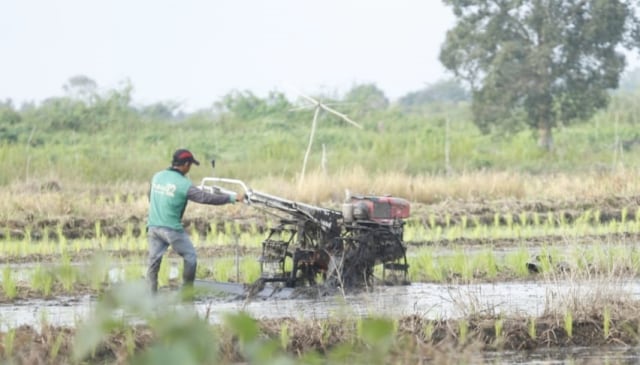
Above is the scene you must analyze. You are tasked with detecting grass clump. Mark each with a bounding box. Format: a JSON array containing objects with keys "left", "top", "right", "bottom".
[{"left": 2, "top": 266, "right": 18, "bottom": 300}]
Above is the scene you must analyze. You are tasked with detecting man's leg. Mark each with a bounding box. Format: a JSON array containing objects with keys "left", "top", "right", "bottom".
[
  {"left": 147, "top": 227, "right": 169, "bottom": 293},
  {"left": 167, "top": 229, "right": 197, "bottom": 287}
]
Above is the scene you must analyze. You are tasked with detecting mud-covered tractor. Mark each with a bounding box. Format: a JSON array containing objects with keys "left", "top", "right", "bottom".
[{"left": 199, "top": 176, "right": 411, "bottom": 288}]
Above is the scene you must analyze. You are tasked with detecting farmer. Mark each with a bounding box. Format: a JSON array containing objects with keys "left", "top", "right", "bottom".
[{"left": 146, "top": 148, "right": 241, "bottom": 293}]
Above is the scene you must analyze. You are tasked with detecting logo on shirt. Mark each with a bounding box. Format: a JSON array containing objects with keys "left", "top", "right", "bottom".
[{"left": 152, "top": 183, "right": 177, "bottom": 197}]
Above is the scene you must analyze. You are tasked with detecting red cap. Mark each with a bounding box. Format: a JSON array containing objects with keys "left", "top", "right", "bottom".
[{"left": 172, "top": 149, "right": 200, "bottom": 166}]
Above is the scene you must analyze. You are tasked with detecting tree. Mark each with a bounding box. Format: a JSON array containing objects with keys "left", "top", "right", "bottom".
[
  {"left": 399, "top": 79, "right": 469, "bottom": 108},
  {"left": 213, "top": 90, "right": 291, "bottom": 119},
  {"left": 138, "top": 101, "right": 182, "bottom": 120},
  {"left": 343, "top": 83, "right": 389, "bottom": 114},
  {"left": 63, "top": 75, "right": 98, "bottom": 104},
  {"left": 0, "top": 99, "right": 22, "bottom": 143},
  {"left": 440, "top": 0, "right": 640, "bottom": 149}
]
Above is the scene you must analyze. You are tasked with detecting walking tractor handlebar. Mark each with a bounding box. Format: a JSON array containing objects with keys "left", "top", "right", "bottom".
[{"left": 198, "top": 177, "right": 253, "bottom": 203}]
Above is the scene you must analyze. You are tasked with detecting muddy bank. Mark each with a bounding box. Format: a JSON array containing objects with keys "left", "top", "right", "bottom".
[{"left": 2, "top": 310, "right": 640, "bottom": 365}]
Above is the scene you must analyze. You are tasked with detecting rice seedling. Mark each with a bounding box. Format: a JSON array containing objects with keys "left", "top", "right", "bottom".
[
  {"left": 241, "top": 257, "right": 261, "bottom": 283},
  {"left": 3, "top": 226, "right": 9, "bottom": 242},
  {"left": 207, "top": 222, "right": 218, "bottom": 244},
  {"left": 58, "top": 255, "right": 77, "bottom": 291},
  {"left": 136, "top": 262, "right": 150, "bottom": 282},
  {"left": 630, "top": 248, "right": 640, "bottom": 273},
  {"left": 125, "top": 326, "right": 136, "bottom": 357},
  {"left": 73, "top": 240, "right": 82, "bottom": 254},
  {"left": 19, "top": 239, "right": 29, "bottom": 257},
  {"left": 609, "top": 219, "right": 619, "bottom": 235},
  {"left": 429, "top": 214, "right": 436, "bottom": 230},
  {"left": 31, "top": 265, "right": 54, "bottom": 297},
  {"left": 279, "top": 322, "right": 290, "bottom": 351},
  {"left": 214, "top": 258, "right": 234, "bottom": 282},
  {"left": 24, "top": 225, "right": 32, "bottom": 244},
  {"left": 446, "top": 226, "right": 457, "bottom": 242},
  {"left": 537, "top": 246, "right": 555, "bottom": 274},
  {"left": 320, "top": 320, "right": 332, "bottom": 347},
  {"left": 238, "top": 232, "right": 259, "bottom": 248},
  {"left": 94, "top": 220, "right": 103, "bottom": 242},
  {"left": 528, "top": 318, "right": 536, "bottom": 339},
  {"left": 409, "top": 248, "right": 442, "bottom": 282},
  {"left": 432, "top": 226, "right": 443, "bottom": 243},
  {"left": 56, "top": 223, "right": 67, "bottom": 252},
  {"left": 471, "top": 215, "right": 481, "bottom": 229},
  {"left": 402, "top": 222, "right": 417, "bottom": 242},
  {"left": 3, "top": 328, "right": 15, "bottom": 358},
  {"left": 191, "top": 225, "right": 201, "bottom": 247},
  {"left": 138, "top": 222, "right": 147, "bottom": 241},
  {"left": 494, "top": 317, "right": 504, "bottom": 346},
  {"left": 603, "top": 306, "right": 611, "bottom": 339},
  {"left": 564, "top": 310, "right": 573, "bottom": 338},
  {"left": 451, "top": 247, "right": 472, "bottom": 281},
  {"left": 87, "top": 254, "right": 110, "bottom": 291},
  {"left": 50, "top": 332, "right": 64, "bottom": 362},
  {"left": 546, "top": 212, "right": 554, "bottom": 231},
  {"left": 558, "top": 211, "right": 567, "bottom": 227},
  {"left": 475, "top": 248, "right": 498, "bottom": 279},
  {"left": 504, "top": 246, "right": 530, "bottom": 278},
  {"left": 505, "top": 213, "right": 513, "bottom": 231},
  {"left": 2, "top": 266, "right": 18, "bottom": 299},
  {"left": 423, "top": 321, "right": 435, "bottom": 341},
  {"left": 223, "top": 221, "right": 233, "bottom": 240},
  {"left": 458, "top": 319, "right": 469, "bottom": 344},
  {"left": 124, "top": 222, "right": 134, "bottom": 240},
  {"left": 519, "top": 211, "right": 528, "bottom": 227}
]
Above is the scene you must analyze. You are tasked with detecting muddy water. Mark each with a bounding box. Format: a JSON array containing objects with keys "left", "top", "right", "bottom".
[
  {"left": 2, "top": 280, "right": 640, "bottom": 364},
  {"left": 202, "top": 279, "right": 640, "bottom": 321},
  {"left": 2, "top": 279, "right": 640, "bottom": 328}
]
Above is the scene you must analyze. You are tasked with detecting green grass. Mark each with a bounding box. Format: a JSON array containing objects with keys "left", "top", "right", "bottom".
[
  {"left": 2, "top": 91, "right": 640, "bottom": 188},
  {"left": 2, "top": 266, "right": 18, "bottom": 299}
]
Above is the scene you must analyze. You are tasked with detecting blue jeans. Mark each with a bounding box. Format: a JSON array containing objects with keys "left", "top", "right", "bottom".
[{"left": 147, "top": 226, "right": 197, "bottom": 293}]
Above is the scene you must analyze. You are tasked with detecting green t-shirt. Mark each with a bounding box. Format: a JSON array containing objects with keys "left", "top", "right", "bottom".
[{"left": 147, "top": 168, "right": 192, "bottom": 231}]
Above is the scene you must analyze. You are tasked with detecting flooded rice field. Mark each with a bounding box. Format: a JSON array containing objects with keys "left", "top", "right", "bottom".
[
  {"left": 3, "top": 196, "right": 640, "bottom": 363},
  {"left": 2, "top": 278, "right": 639, "bottom": 329},
  {"left": 3, "top": 278, "right": 640, "bottom": 364}
]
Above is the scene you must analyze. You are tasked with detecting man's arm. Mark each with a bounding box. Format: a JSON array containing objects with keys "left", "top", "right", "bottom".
[{"left": 187, "top": 186, "right": 236, "bottom": 205}]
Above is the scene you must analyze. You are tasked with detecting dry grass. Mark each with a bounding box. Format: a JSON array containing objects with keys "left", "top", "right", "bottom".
[
  {"left": 2, "top": 169, "right": 640, "bottom": 223},
  {"left": 252, "top": 168, "right": 640, "bottom": 204}
]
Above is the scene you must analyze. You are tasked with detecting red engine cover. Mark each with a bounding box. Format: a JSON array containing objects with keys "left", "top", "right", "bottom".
[{"left": 350, "top": 195, "right": 410, "bottom": 222}]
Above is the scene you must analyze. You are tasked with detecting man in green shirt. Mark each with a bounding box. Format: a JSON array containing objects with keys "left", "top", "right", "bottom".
[{"left": 147, "top": 148, "right": 241, "bottom": 293}]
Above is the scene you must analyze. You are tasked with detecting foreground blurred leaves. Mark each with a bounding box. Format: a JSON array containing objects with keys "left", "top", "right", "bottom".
[{"left": 72, "top": 281, "right": 397, "bottom": 364}]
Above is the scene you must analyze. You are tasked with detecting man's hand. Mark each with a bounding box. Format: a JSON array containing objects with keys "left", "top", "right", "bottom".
[{"left": 235, "top": 193, "right": 245, "bottom": 204}]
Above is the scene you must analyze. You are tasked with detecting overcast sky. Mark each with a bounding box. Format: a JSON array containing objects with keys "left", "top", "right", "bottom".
[{"left": 1, "top": 1, "right": 457, "bottom": 111}]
